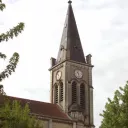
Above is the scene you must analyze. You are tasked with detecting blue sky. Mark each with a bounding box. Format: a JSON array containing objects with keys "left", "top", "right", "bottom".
[{"left": 0, "top": 0, "right": 128, "bottom": 127}]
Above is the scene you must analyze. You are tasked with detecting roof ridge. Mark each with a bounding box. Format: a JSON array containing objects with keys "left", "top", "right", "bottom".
[
  {"left": 0, "top": 96, "right": 70, "bottom": 120},
  {"left": 8, "top": 96, "right": 54, "bottom": 105}
]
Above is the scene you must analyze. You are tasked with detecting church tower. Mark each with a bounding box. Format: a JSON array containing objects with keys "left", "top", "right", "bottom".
[{"left": 49, "top": 1, "right": 94, "bottom": 127}]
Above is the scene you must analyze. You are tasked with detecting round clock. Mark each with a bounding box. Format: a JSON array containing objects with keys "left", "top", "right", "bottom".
[
  {"left": 56, "top": 71, "right": 62, "bottom": 80},
  {"left": 75, "top": 70, "right": 83, "bottom": 79}
]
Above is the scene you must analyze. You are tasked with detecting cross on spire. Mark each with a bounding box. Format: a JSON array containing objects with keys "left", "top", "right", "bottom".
[
  {"left": 56, "top": 0, "right": 86, "bottom": 64},
  {"left": 68, "top": 0, "right": 72, "bottom": 4}
]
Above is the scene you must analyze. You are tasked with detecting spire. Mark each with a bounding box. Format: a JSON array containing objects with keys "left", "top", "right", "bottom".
[
  {"left": 56, "top": 1, "right": 86, "bottom": 64},
  {"left": 68, "top": 0, "right": 72, "bottom": 4}
]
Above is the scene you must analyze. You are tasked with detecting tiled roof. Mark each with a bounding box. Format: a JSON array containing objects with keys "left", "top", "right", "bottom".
[{"left": 0, "top": 96, "right": 70, "bottom": 120}]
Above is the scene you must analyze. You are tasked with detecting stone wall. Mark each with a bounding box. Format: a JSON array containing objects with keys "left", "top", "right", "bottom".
[
  {"left": 38, "top": 118, "right": 73, "bottom": 128},
  {"left": 52, "top": 122, "right": 72, "bottom": 128}
]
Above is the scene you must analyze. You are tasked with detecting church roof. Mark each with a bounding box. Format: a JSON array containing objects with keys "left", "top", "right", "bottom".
[
  {"left": 0, "top": 96, "right": 70, "bottom": 120},
  {"left": 56, "top": 1, "right": 86, "bottom": 64}
]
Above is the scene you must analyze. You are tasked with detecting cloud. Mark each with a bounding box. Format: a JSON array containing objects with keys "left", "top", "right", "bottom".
[
  {"left": 1, "top": 0, "right": 128, "bottom": 128},
  {"left": 4, "top": 0, "right": 21, "bottom": 4}
]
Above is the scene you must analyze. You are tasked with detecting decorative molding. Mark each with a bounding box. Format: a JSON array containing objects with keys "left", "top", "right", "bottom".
[
  {"left": 66, "top": 60, "right": 94, "bottom": 68},
  {"left": 52, "top": 64, "right": 63, "bottom": 72},
  {"left": 53, "top": 80, "right": 63, "bottom": 87},
  {"left": 79, "top": 80, "right": 87, "bottom": 85},
  {"left": 49, "top": 61, "right": 65, "bottom": 71},
  {"left": 68, "top": 78, "right": 87, "bottom": 84},
  {"left": 69, "top": 112, "right": 85, "bottom": 122},
  {"left": 88, "top": 67, "right": 93, "bottom": 88},
  {"left": 49, "top": 59, "right": 94, "bottom": 71},
  {"left": 30, "top": 113, "right": 73, "bottom": 124},
  {"left": 66, "top": 62, "right": 88, "bottom": 69}
]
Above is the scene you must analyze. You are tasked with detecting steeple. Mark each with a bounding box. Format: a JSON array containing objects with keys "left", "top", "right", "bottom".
[
  {"left": 56, "top": 1, "right": 86, "bottom": 64},
  {"left": 49, "top": 1, "right": 94, "bottom": 127}
]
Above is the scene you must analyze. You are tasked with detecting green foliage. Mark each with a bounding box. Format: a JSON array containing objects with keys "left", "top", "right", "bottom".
[
  {"left": 0, "top": 99, "right": 43, "bottom": 128},
  {"left": 0, "top": 53, "right": 19, "bottom": 82},
  {"left": 0, "top": 85, "right": 6, "bottom": 95},
  {"left": 0, "top": 0, "right": 5, "bottom": 11},
  {"left": 0, "top": 0, "right": 25, "bottom": 92},
  {"left": 0, "top": 22, "right": 24, "bottom": 42},
  {"left": 100, "top": 81, "right": 128, "bottom": 128},
  {"left": 0, "top": 53, "right": 6, "bottom": 59}
]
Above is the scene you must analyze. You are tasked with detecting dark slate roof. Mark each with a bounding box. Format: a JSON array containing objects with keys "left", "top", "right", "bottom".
[
  {"left": 0, "top": 96, "right": 70, "bottom": 120},
  {"left": 56, "top": 1, "right": 86, "bottom": 64}
]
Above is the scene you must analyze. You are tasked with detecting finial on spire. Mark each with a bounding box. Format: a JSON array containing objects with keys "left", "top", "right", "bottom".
[
  {"left": 68, "top": 0, "right": 72, "bottom": 4},
  {"left": 56, "top": 0, "right": 86, "bottom": 64}
]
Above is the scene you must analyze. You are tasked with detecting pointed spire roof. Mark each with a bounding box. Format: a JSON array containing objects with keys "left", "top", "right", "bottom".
[{"left": 56, "top": 1, "right": 86, "bottom": 64}]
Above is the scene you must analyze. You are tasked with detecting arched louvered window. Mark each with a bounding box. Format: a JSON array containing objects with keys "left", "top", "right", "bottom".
[
  {"left": 55, "top": 85, "right": 58, "bottom": 103},
  {"left": 80, "top": 83, "right": 85, "bottom": 109},
  {"left": 72, "top": 81, "right": 77, "bottom": 104},
  {"left": 60, "top": 82, "right": 63, "bottom": 101}
]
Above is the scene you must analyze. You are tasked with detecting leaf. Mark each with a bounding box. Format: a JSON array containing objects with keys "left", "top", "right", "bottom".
[
  {"left": 0, "top": 52, "right": 19, "bottom": 82},
  {"left": 0, "top": 0, "right": 6, "bottom": 11},
  {"left": 0, "top": 22, "right": 25, "bottom": 43},
  {"left": 0, "top": 99, "right": 43, "bottom": 128},
  {"left": 100, "top": 81, "right": 128, "bottom": 128}
]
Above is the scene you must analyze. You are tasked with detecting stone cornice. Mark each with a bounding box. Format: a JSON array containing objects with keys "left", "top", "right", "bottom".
[
  {"left": 49, "top": 59, "right": 94, "bottom": 71},
  {"left": 30, "top": 113, "right": 73, "bottom": 124}
]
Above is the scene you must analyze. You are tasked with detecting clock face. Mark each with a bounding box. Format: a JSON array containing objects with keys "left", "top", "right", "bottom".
[
  {"left": 56, "top": 71, "right": 62, "bottom": 80},
  {"left": 75, "top": 70, "right": 83, "bottom": 79}
]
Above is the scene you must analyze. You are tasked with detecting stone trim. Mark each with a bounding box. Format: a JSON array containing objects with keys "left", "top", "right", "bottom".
[
  {"left": 50, "top": 70, "right": 53, "bottom": 103},
  {"left": 49, "top": 60, "right": 94, "bottom": 71},
  {"left": 48, "top": 119, "right": 52, "bottom": 128},
  {"left": 49, "top": 63, "right": 64, "bottom": 72},
  {"left": 73, "top": 122, "right": 77, "bottom": 128},
  {"left": 89, "top": 88, "right": 94, "bottom": 126},
  {"left": 30, "top": 113, "right": 73, "bottom": 124},
  {"left": 67, "top": 60, "right": 94, "bottom": 67}
]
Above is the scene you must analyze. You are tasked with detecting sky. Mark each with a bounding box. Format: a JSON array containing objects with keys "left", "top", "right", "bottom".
[{"left": 0, "top": 0, "right": 128, "bottom": 127}]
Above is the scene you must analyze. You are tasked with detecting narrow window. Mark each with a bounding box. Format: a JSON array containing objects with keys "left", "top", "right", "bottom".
[
  {"left": 60, "top": 82, "right": 63, "bottom": 101},
  {"left": 72, "top": 81, "right": 77, "bottom": 104},
  {"left": 55, "top": 85, "right": 58, "bottom": 103},
  {"left": 80, "top": 83, "right": 85, "bottom": 109}
]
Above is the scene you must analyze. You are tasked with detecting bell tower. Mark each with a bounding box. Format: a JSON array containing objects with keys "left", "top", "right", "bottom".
[{"left": 49, "top": 1, "right": 94, "bottom": 128}]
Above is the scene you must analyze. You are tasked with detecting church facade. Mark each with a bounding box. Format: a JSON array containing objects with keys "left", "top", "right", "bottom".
[{"left": 0, "top": 1, "right": 94, "bottom": 128}]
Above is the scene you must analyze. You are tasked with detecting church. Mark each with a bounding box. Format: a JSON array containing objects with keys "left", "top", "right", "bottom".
[{"left": 0, "top": 1, "right": 94, "bottom": 128}]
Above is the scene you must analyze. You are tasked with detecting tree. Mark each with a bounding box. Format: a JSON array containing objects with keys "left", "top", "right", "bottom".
[
  {"left": 0, "top": 98, "right": 43, "bottom": 128},
  {"left": 100, "top": 81, "right": 128, "bottom": 128},
  {"left": 0, "top": 0, "right": 24, "bottom": 94},
  {"left": 0, "top": 85, "right": 6, "bottom": 95}
]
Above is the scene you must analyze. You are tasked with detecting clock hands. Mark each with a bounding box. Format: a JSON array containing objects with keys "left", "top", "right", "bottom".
[
  {"left": 75, "top": 70, "right": 83, "bottom": 78},
  {"left": 77, "top": 71, "right": 79, "bottom": 76},
  {"left": 56, "top": 71, "right": 62, "bottom": 80}
]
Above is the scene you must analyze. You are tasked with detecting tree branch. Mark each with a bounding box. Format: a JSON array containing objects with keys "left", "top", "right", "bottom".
[
  {"left": 0, "top": 52, "right": 19, "bottom": 82},
  {"left": 0, "top": 0, "right": 6, "bottom": 11},
  {"left": 0, "top": 22, "right": 25, "bottom": 42},
  {"left": 0, "top": 52, "right": 6, "bottom": 59},
  {"left": 0, "top": 85, "right": 6, "bottom": 95}
]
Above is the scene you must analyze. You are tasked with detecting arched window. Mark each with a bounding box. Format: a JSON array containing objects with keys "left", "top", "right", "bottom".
[
  {"left": 55, "top": 85, "right": 58, "bottom": 103},
  {"left": 80, "top": 83, "right": 85, "bottom": 109},
  {"left": 72, "top": 81, "right": 77, "bottom": 104},
  {"left": 60, "top": 82, "right": 63, "bottom": 102}
]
